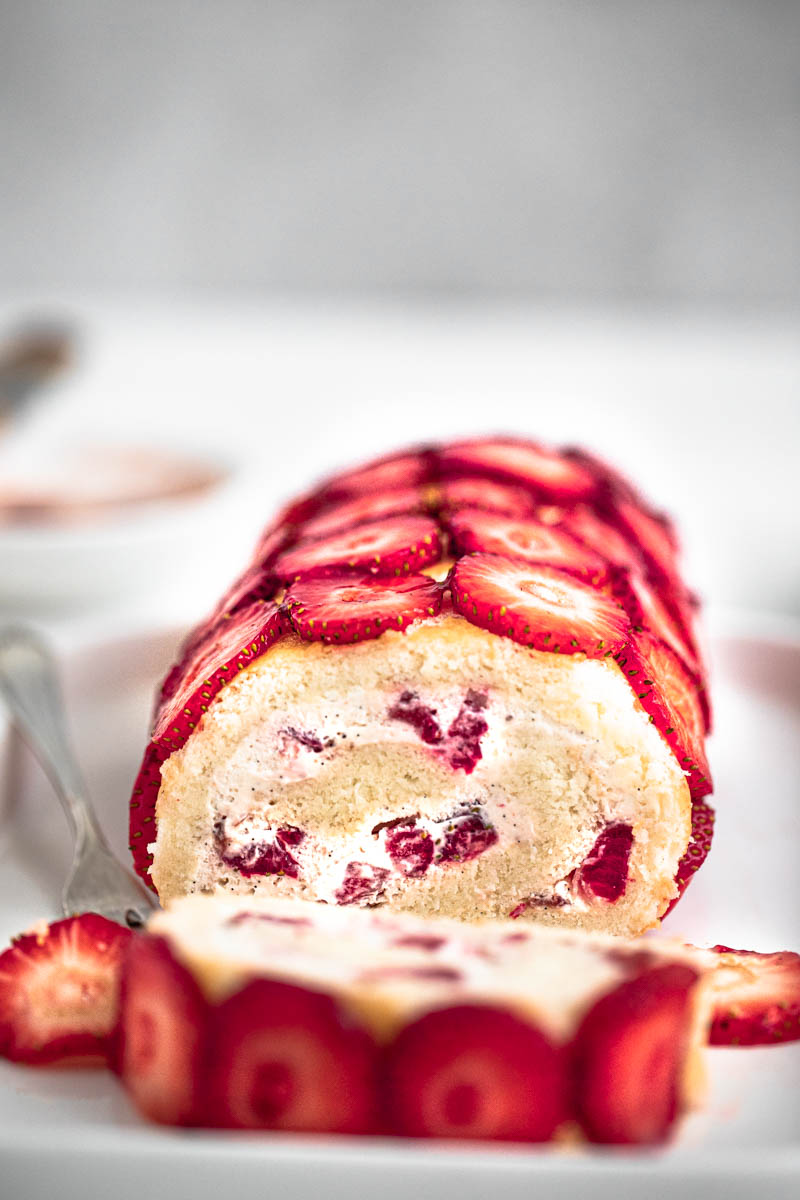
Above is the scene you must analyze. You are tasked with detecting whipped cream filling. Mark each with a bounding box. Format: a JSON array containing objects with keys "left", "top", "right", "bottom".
[{"left": 195, "top": 682, "right": 640, "bottom": 910}]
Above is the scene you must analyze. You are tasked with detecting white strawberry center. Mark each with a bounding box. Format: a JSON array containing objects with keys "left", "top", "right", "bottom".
[{"left": 517, "top": 578, "right": 571, "bottom": 608}]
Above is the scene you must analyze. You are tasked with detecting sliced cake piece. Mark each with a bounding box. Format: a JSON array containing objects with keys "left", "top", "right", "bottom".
[
  {"left": 130, "top": 438, "right": 714, "bottom": 936},
  {"left": 150, "top": 614, "right": 692, "bottom": 937},
  {"left": 118, "top": 894, "right": 712, "bottom": 1143}
]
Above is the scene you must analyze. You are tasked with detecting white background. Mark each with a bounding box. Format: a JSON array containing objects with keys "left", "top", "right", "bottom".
[{"left": 2, "top": 2, "right": 798, "bottom": 304}]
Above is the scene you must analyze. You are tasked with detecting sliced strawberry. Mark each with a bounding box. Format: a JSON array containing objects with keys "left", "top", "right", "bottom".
[
  {"left": 706, "top": 947, "right": 800, "bottom": 1046},
  {"left": 206, "top": 979, "right": 378, "bottom": 1132},
  {"left": 608, "top": 498, "right": 681, "bottom": 588},
  {"left": 250, "top": 520, "right": 296, "bottom": 569},
  {"left": 660, "top": 583, "right": 713, "bottom": 731},
  {"left": 684, "top": 590, "right": 713, "bottom": 732},
  {"left": 446, "top": 690, "right": 489, "bottom": 773},
  {"left": 153, "top": 600, "right": 286, "bottom": 753},
  {"left": 285, "top": 573, "right": 443, "bottom": 644},
  {"left": 614, "top": 632, "right": 711, "bottom": 799},
  {"left": 215, "top": 822, "right": 306, "bottom": 879},
  {"left": 321, "top": 449, "right": 434, "bottom": 501},
  {"left": 571, "top": 963, "right": 700, "bottom": 1144},
  {"left": 167, "top": 559, "right": 282, "bottom": 702},
  {"left": 275, "top": 515, "right": 443, "bottom": 582},
  {"left": 438, "top": 477, "right": 534, "bottom": 518},
  {"left": 334, "top": 862, "right": 390, "bottom": 905},
  {"left": 436, "top": 809, "right": 498, "bottom": 864},
  {"left": 385, "top": 824, "right": 434, "bottom": 877},
  {"left": 119, "top": 935, "right": 207, "bottom": 1124},
  {"left": 300, "top": 488, "right": 428, "bottom": 541},
  {"left": 611, "top": 568, "right": 698, "bottom": 672},
  {"left": 129, "top": 743, "right": 166, "bottom": 885},
  {"left": 666, "top": 798, "right": 715, "bottom": 913},
  {"left": 0, "top": 914, "right": 131, "bottom": 1065},
  {"left": 448, "top": 509, "right": 608, "bottom": 581},
  {"left": 561, "top": 447, "right": 644, "bottom": 506},
  {"left": 178, "top": 562, "right": 278, "bottom": 665},
  {"left": 384, "top": 1004, "right": 567, "bottom": 1141},
  {"left": 210, "top": 561, "right": 277, "bottom": 619},
  {"left": 388, "top": 690, "right": 443, "bottom": 743},
  {"left": 611, "top": 568, "right": 710, "bottom": 733},
  {"left": 437, "top": 438, "right": 597, "bottom": 502},
  {"left": 451, "top": 554, "right": 630, "bottom": 657},
  {"left": 157, "top": 661, "right": 183, "bottom": 709},
  {"left": 271, "top": 489, "right": 326, "bottom": 530},
  {"left": 554, "top": 504, "right": 643, "bottom": 571},
  {"left": 658, "top": 579, "right": 709, "bottom": 678},
  {"left": 572, "top": 823, "right": 634, "bottom": 903}
]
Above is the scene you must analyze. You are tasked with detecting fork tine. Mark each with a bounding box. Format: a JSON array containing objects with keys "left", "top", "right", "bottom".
[{"left": 0, "top": 626, "right": 159, "bottom": 928}]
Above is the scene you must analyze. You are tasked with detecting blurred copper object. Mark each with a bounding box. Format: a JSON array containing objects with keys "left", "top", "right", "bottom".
[
  {"left": 0, "top": 319, "right": 75, "bottom": 424},
  {"left": 0, "top": 445, "right": 227, "bottom": 527}
]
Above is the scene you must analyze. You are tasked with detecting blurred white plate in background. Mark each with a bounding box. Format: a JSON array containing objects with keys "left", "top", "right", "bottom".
[{"left": 0, "top": 440, "right": 266, "bottom": 618}]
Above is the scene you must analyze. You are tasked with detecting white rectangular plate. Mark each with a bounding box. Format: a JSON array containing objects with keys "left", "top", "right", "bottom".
[{"left": 0, "top": 622, "right": 798, "bottom": 1199}]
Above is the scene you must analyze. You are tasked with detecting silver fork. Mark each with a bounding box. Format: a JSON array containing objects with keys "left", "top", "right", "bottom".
[{"left": 0, "top": 626, "right": 158, "bottom": 928}]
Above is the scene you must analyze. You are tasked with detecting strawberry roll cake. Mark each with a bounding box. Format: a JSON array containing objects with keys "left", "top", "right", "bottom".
[
  {"left": 119, "top": 894, "right": 712, "bottom": 1143},
  {"left": 130, "top": 438, "right": 714, "bottom": 937}
]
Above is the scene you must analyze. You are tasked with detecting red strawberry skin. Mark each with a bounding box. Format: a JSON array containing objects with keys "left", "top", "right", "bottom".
[
  {"left": 707, "top": 947, "right": 800, "bottom": 1046},
  {"left": 118, "top": 935, "right": 208, "bottom": 1125},
  {"left": 561, "top": 447, "right": 645, "bottom": 507},
  {"left": 250, "top": 520, "right": 296, "bottom": 570},
  {"left": 275, "top": 514, "right": 443, "bottom": 582},
  {"left": 614, "top": 631, "right": 712, "bottom": 799},
  {"left": 300, "top": 487, "right": 429, "bottom": 542},
  {"left": 0, "top": 915, "right": 132, "bottom": 1065},
  {"left": 665, "top": 797, "right": 715, "bottom": 913},
  {"left": 384, "top": 1004, "right": 568, "bottom": 1141},
  {"left": 610, "top": 566, "right": 711, "bottom": 734},
  {"left": 129, "top": 742, "right": 166, "bottom": 886},
  {"left": 285, "top": 573, "right": 443, "bottom": 644},
  {"left": 438, "top": 477, "right": 534, "bottom": 518},
  {"left": 607, "top": 498, "right": 681, "bottom": 590},
  {"left": 555, "top": 503, "right": 643, "bottom": 571},
  {"left": 206, "top": 978, "right": 378, "bottom": 1132},
  {"left": 452, "top": 554, "right": 630, "bottom": 657},
  {"left": 321, "top": 449, "right": 435, "bottom": 501},
  {"left": 204, "top": 561, "right": 278, "bottom": 626},
  {"left": 438, "top": 438, "right": 597, "bottom": 502},
  {"left": 153, "top": 600, "right": 286, "bottom": 753},
  {"left": 571, "top": 963, "right": 700, "bottom": 1144},
  {"left": 175, "top": 563, "right": 279, "bottom": 670},
  {"left": 611, "top": 567, "right": 698, "bottom": 673},
  {"left": 447, "top": 509, "right": 608, "bottom": 581},
  {"left": 572, "top": 823, "right": 634, "bottom": 903}
]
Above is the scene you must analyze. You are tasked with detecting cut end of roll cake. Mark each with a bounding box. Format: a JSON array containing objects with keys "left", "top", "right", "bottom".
[
  {"left": 151, "top": 617, "right": 691, "bottom": 937},
  {"left": 130, "top": 437, "right": 714, "bottom": 938}
]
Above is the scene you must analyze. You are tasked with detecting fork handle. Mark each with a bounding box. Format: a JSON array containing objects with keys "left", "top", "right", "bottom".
[{"left": 0, "top": 627, "right": 106, "bottom": 851}]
